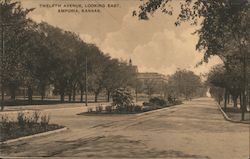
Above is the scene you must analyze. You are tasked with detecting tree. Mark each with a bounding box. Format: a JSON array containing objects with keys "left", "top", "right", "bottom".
[
  {"left": 0, "top": 0, "right": 34, "bottom": 109},
  {"left": 143, "top": 79, "right": 158, "bottom": 99},
  {"left": 167, "top": 69, "right": 203, "bottom": 99},
  {"left": 207, "top": 64, "right": 243, "bottom": 110},
  {"left": 17, "top": 22, "right": 57, "bottom": 103},
  {"left": 136, "top": 0, "right": 250, "bottom": 119},
  {"left": 87, "top": 44, "right": 108, "bottom": 102},
  {"left": 102, "top": 58, "right": 121, "bottom": 102},
  {"left": 37, "top": 23, "right": 85, "bottom": 102},
  {"left": 75, "top": 42, "right": 89, "bottom": 103},
  {"left": 136, "top": 0, "right": 249, "bottom": 60}
]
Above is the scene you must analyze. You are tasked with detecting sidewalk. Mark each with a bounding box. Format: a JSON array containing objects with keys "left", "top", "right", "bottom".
[
  {"left": 0, "top": 102, "right": 111, "bottom": 114},
  {"left": 0, "top": 100, "right": 145, "bottom": 113},
  {"left": 218, "top": 103, "right": 250, "bottom": 124}
]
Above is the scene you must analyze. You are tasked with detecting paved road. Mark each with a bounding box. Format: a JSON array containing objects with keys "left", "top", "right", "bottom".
[{"left": 0, "top": 98, "right": 249, "bottom": 159}]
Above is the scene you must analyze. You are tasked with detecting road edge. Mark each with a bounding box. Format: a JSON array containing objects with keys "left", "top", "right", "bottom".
[
  {"left": 0, "top": 127, "right": 69, "bottom": 144},
  {"left": 136, "top": 103, "right": 182, "bottom": 116},
  {"left": 217, "top": 104, "right": 249, "bottom": 124}
]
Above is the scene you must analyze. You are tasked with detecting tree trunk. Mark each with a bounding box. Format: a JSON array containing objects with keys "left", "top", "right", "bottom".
[
  {"left": 40, "top": 89, "right": 45, "bottom": 101},
  {"left": 224, "top": 89, "right": 227, "bottom": 111},
  {"left": 107, "top": 91, "right": 110, "bottom": 102},
  {"left": 28, "top": 86, "right": 33, "bottom": 105},
  {"left": 232, "top": 95, "right": 238, "bottom": 108},
  {"left": 241, "top": 91, "right": 245, "bottom": 121},
  {"left": 60, "top": 92, "right": 65, "bottom": 102},
  {"left": 1, "top": 87, "right": 4, "bottom": 111},
  {"left": 68, "top": 93, "right": 72, "bottom": 102},
  {"left": 135, "top": 87, "right": 138, "bottom": 102},
  {"left": 240, "top": 93, "right": 243, "bottom": 109},
  {"left": 72, "top": 87, "right": 76, "bottom": 102},
  {"left": 80, "top": 89, "right": 83, "bottom": 102},
  {"left": 41, "top": 95, "right": 44, "bottom": 101},
  {"left": 95, "top": 92, "right": 98, "bottom": 103},
  {"left": 10, "top": 89, "right": 16, "bottom": 101}
]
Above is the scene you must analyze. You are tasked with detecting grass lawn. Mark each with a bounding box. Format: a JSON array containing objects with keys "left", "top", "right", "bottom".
[
  {"left": 223, "top": 107, "right": 250, "bottom": 122},
  {"left": 0, "top": 122, "right": 63, "bottom": 142},
  {"left": 0, "top": 111, "right": 64, "bottom": 142}
]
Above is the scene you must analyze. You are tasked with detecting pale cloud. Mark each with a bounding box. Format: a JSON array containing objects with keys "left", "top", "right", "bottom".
[
  {"left": 21, "top": 0, "right": 222, "bottom": 76},
  {"left": 131, "top": 28, "right": 199, "bottom": 74}
]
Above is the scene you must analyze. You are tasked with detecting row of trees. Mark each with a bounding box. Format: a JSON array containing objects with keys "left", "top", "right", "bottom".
[
  {"left": 166, "top": 69, "right": 205, "bottom": 100},
  {"left": 136, "top": 0, "right": 250, "bottom": 120},
  {"left": 137, "top": 69, "right": 205, "bottom": 100},
  {"left": 207, "top": 64, "right": 250, "bottom": 110},
  {"left": 0, "top": 0, "right": 137, "bottom": 110}
]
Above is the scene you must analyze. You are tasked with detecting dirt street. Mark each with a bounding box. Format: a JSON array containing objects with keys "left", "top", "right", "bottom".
[{"left": 0, "top": 98, "right": 249, "bottom": 159}]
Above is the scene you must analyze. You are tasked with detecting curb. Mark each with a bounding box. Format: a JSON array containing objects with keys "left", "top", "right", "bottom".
[
  {"left": 0, "top": 106, "right": 85, "bottom": 114},
  {"left": 0, "top": 110, "right": 32, "bottom": 115},
  {"left": 136, "top": 104, "right": 181, "bottom": 116},
  {"left": 0, "top": 127, "right": 69, "bottom": 144},
  {"left": 217, "top": 104, "right": 250, "bottom": 124}
]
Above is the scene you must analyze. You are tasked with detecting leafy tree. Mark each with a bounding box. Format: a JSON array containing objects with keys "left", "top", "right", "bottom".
[
  {"left": 103, "top": 59, "right": 138, "bottom": 102},
  {"left": 102, "top": 58, "right": 121, "bottom": 102},
  {"left": 167, "top": 69, "right": 202, "bottom": 99},
  {"left": 1, "top": 0, "right": 141, "bottom": 107},
  {"left": 143, "top": 79, "right": 158, "bottom": 99},
  {"left": 136, "top": 0, "right": 250, "bottom": 119},
  {"left": 209, "top": 86, "right": 224, "bottom": 105},
  {"left": 75, "top": 42, "right": 89, "bottom": 102},
  {"left": 136, "top": 0, "right": 249, "bottom": 61},
  {"left": 207, "top": 64, "right": 243, "bottom": 109},
  {"left": 0, "top": 0, "right": 34, "bottom": 109},
  {"left": 37, "top": 23, "right": 84, "bottom": 102},
  {"left": 87, "top": 44, "right": 108, "bottom": 102}
]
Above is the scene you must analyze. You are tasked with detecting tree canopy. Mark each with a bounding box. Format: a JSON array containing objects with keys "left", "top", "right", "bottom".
[{"left": 0, "top": 0, "right": 138, "bottom": 109}]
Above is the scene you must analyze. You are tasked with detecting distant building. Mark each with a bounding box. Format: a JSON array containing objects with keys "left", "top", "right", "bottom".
[
  {"left": 137, "top": 72, "right": 168, "bottom": 97},
  {"left": 129, "top": 59, "right": 138, "bottom": 73},
  {"left": 137, "top": 72, "right": 168, "bottom": 82}
]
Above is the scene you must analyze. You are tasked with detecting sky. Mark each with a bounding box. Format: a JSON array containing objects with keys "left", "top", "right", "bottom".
[{"left": 20, "top": 0, "right": 222, "bottom": 76}]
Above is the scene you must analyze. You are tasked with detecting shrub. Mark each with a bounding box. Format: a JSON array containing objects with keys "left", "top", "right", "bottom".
[
  {"left": 1, "top": 115, "right": 9, "bottom": 123},
  {"left": 142, "top": 102, "right": 153, "bottom": 106},
  {"left": 173, "top": 99, "right": 183, "bottom": 105},
  {"left": 40, "top": 114, "right": 50, "bottom": 128},
  {"left": 96, "top": 105, "right": 103, "bottom": 112},
  {"left": 88, "top": 107, "right": 93, "bottom": 113},
  {"left": 111, "top": 88, "right": 134, "bottom": 112},
  {"left": 105, "top": 106, "right": 112, "bottom": 113},
  {"left": 149, "top": 97, "right": 167, "bottom": 106},
  {"left": 17, "top": 112, "right": 27, "bottom": 128},
  {"left": 1, "top": 115, "right": 11, "bottom": 133},
  {"left": 167, "top": 95, "right": 174, "bottom": 104},
  {"left": 32, "top": 111, "right": 40, "bottom": 123},
  {"left": 133, "top": 105, "right": 142, "bottom": 112}
]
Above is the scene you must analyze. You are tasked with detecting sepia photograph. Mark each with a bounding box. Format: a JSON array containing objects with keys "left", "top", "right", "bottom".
[{"left": 0, "top": 0, "right": 249, "bottom": 158}]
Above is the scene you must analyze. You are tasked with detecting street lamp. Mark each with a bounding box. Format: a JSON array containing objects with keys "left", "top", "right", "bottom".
[{"left": 85, "top": 55, "right": 88, "bottom": 106}]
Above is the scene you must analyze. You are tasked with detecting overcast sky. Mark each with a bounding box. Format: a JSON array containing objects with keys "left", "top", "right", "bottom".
[{"left": 21, "top": 0, "right": 222, "bottom": 76}]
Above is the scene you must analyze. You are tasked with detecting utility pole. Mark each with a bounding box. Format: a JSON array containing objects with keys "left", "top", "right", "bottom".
[
  {"left": 1, "top": 24, "right": 4, "bottom": 111},
  {"left": 241, "top": 50, "right": 247, "bottom": 121},
  {"left": 85, "top": 55, "right": 88, "bottom": 106}
]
